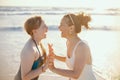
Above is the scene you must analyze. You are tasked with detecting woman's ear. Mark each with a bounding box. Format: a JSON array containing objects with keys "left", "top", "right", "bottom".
[
  {"left": 32, "top": 29, "right": 37, "bottom": 36},
  {"left": 69, "top": 25, "right": 75, "bottom": 31},
  {"left": 32, "top": 29, "right": 36, "bottom": 34},
  {"left": 68, "top": 25, "right": 74, "bottom": 35}
]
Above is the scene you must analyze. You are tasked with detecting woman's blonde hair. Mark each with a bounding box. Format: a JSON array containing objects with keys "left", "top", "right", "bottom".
[{"left": 64, "top": 12, "right": 91, "bottom": 33}]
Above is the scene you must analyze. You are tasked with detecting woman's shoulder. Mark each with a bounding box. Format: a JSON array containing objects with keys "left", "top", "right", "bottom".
[
  {"left": 77, "top": 40, "right": 90, "bottom": 50},
  {"left": 21, "top": 39, "right": 35, "bottom": 57},
  {"left": 74, "top": 40, "right": 90, "bottom": 58}
]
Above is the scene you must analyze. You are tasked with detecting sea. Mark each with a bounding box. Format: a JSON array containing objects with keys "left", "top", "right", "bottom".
[{"left": 0, "top": 6, "right": 120, "bottom": 80}]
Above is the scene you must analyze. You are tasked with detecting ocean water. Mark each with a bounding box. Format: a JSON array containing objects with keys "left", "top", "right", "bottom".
[{"left": 0, "top": 6, "right": 120, "bottom": 80}]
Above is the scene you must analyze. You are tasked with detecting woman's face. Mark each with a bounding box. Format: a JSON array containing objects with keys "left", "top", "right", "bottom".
[
  {"left": 59, "top": 18, "right": 70, "bottom": 38},
  {"left": 34, "top": 20, "right": 48, "bottom": 40}
]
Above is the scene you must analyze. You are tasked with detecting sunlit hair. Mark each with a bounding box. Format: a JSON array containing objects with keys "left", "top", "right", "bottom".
[
  {"left": 64, "top": 12, "right": 91, "bottom": 33},
  {"left": 39, "top": 43, "right": 46, "bottom": 64},
  {"left": 24, "top": 16, "right": 42, "bottom": 36}
]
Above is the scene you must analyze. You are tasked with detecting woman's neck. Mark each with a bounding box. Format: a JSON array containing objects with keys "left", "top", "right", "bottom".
[
  {"left": 32, "top": 37, "right": 41, "bottom": 45},
  {"left": 67, "top": 35, "right": 80, "bottom": 43}
]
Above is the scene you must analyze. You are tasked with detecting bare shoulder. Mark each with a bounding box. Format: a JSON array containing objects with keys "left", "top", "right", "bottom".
[
  {"left": 78, "top": 41, "right": 89, "bottom": 49},
  {"left": 75, "top": 41, "right": 90, "bottom": 55},
  {"left": 21, "top": 41, "right": 35, "bottom": 59}
]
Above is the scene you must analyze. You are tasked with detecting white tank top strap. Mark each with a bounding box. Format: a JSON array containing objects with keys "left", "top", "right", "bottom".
[{"left": 72, "top": 40, "right": 82, "bottom": 54}]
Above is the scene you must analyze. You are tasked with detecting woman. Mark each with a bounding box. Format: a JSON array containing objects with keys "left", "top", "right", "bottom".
[
  {"left": 48, "top": 12, "right": 96, "bottom": 80},
  {"left": 14, "top": 16, "right": 48, "bottom": 80}
]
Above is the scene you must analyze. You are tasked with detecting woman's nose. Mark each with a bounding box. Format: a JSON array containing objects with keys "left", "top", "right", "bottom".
[
  {"left": 46, "top": 26, "right": 48, "bottom": 30},
  {"left": 46, "top": 27, "right": 48, "bottom": 31},
  {"left": 45, "top": 26, "right": 48, "bottom": 32}
]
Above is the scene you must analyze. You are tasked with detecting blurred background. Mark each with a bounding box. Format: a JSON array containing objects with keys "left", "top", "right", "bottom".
[{"left": 0, "top": 0, "right": 120, "bottom": 80}]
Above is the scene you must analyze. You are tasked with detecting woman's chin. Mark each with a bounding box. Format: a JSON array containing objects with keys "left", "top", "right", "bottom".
[
  {"left": 43, "top": 35, "right": 46, "bottom": 39},
  {"left": 41, "top": 35, "right": 46, "bottom": 39}
]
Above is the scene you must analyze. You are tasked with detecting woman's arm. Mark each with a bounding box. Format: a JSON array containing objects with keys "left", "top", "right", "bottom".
[
  {"left": 48, "top": 44, "right": 66, "bottom": 62},
  {"left": 21, "top": 49, "right": 46, "bottom": 80},
  {"left": 49, "top": 43, "right": 88, "bottom": 79},
  {"left": 55, "top": 55, "right": 66, "bottom": 62}
]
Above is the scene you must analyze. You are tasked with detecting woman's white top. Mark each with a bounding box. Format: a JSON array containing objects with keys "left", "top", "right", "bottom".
[{"left": 66, "top": 41, "right": 96, "bottom": 80}]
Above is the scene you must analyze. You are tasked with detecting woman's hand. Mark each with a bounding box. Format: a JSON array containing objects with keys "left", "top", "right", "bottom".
[
  {"left": 48, "top": 56, "right": 55, "bottom": 71},
  {"left": 48, "top": 43, "right": 55, "bottom": 57},
  {"left": 48, "top": 43, "right": 55, "bottom": 60},
  {"left": 47, "top": 43, "right": 56, "bottom": 70}
]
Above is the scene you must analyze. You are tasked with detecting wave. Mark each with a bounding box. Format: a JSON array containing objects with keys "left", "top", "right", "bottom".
[
  {"left": 0, "top": 25, "right": 119, "bottom": 32},
  {"left": 0, "top": 6, "right": 92, "bottom": 15},
  {"left": 0, "top": 27, "right": 23, "bottom": 31},
  {"left": 0, "top": 25, "right": 59, "bottom": 31},
  {"left": 0, "top": 6, "right": 120, "bottom": 16}
]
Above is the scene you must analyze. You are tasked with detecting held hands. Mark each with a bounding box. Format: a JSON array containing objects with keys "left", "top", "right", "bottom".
[
  {"left": 41, "top": 43, "right": 55, "bottom": 72},
  {"left": 48, "top": 43, "right": 55, "bottom": 70},
  {"left": 48, "top": 43, "right": 55, "bottom": 57},
  {"left": 41, "top": 56, "right": 49, "bottom": 72}
]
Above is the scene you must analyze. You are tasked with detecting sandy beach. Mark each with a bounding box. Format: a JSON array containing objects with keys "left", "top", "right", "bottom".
[
  {"left": 38, "top": 72, "right": 105, "bottom": 80},
  {"left": 0, "top": 70, "right": 105, "bottom": 80}
]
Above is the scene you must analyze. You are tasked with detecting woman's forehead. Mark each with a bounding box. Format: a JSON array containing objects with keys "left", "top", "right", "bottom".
[
  {"left": 61, "top": 17, "right": 68, "bottom": 24},
  {"left": 41, "top": 20, "right": 45, "bottom": 25}
]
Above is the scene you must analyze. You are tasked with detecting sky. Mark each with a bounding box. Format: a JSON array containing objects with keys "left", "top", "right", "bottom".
[{"left": 0, "top": 0, "right": 120, "bottom": 9}]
